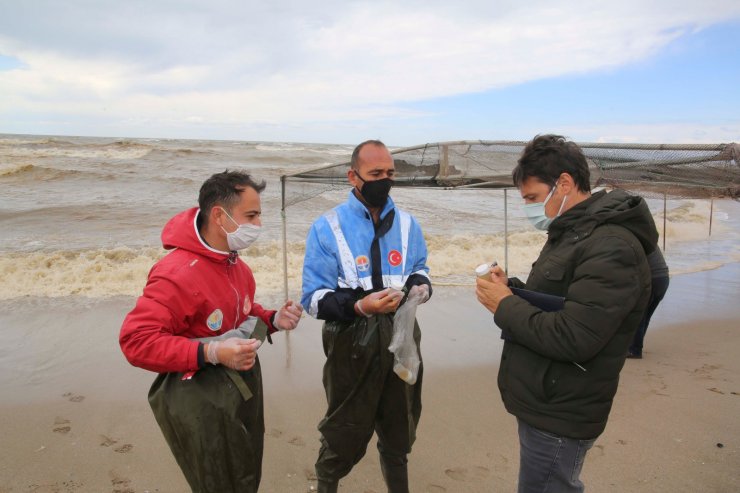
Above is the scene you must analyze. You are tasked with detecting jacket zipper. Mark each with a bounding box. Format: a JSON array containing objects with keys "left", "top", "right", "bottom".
[{"left": 226, "top": 261, "right": 240, "bottom": 330}]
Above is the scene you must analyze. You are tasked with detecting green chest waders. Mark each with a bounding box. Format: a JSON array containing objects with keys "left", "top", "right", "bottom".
[
  {"left": 148, "top": 319, "right": 270, "bottom": 493},
  {"left": 315, "top": 313, "right": 422, "bottom": 492}
]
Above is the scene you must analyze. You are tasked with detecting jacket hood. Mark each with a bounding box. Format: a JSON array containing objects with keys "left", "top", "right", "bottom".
[
  {"left": 552, "top": 190, "right": 658, "bottom": 254},
  {"left": 161, "top": 207, "right": 232, "bottom": 262}
]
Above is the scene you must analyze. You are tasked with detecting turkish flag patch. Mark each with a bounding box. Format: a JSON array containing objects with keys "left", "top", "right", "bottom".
[{"left": 388, "top": 249, "right": 402, "bottom": 267}]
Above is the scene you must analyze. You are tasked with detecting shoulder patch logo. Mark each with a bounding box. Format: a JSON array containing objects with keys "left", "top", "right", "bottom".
[
  {"left": 356, "top": 255, "right": 370, "bottom": 272},
  {"left": 207, "top": 309, "right": 223, "bottom": 331},
  {"left": 243, "top": 294, "right": 252, "bottom": 315},
  {"left": 388, "top": 249, "right": 402, "bottom": 267}
]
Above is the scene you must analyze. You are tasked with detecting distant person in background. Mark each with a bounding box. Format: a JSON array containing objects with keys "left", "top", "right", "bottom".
[
  {"left": 627, "top": 247, "right": 670, "bottom": 358},
  {"left": 476, "top": 134, "right": 658, "bottom": 493},
  {"left": 302, "top": 140, "right": 432, "bottom": 493},
  {"left": 119, "top": 170, "right": 303, "bottom": 493}
]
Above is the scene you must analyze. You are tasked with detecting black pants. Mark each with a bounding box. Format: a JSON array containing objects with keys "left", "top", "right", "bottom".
[
  {"left": 148, "top": 359, "right": 264, "bottom": 493},
  {"left": 316, "top": 314, "right": 423, "bottom": 483}
]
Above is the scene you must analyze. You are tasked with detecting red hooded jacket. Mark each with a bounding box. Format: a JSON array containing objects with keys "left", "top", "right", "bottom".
[{"left": 119, "top": 208, "right": 276, "bottom": 373}]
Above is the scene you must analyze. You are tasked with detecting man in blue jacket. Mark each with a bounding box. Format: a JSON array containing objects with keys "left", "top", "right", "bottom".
[{"left": 302, "top": 140, "right": 432, "bottom": 493}]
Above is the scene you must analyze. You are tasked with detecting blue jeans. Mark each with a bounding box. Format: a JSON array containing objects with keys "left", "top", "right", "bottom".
[{"left": 517, "top": 418, "right": 596, "bottom": 493}]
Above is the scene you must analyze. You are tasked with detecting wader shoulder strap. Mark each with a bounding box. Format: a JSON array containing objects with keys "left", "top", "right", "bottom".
[{"left": 222, "top": 367, "right": 253, "bottom": 401}]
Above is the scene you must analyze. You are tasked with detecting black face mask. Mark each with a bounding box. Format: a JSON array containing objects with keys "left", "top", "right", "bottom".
[{"left": 355, "top": 171, "right": 393, "bottom": 208}]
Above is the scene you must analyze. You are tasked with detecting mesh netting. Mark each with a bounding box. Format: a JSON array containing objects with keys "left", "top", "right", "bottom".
[{"left": 282, "top": 140, "right": 739, "bottom": 208}]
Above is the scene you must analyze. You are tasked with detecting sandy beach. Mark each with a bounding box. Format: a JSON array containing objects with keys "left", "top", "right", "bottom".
[{"left": 1, "top": 263, "right": 738, "bottom": 493}]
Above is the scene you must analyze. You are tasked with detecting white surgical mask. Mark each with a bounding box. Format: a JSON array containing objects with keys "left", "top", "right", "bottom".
[
  {"left": 523, "top": 184, "right": 568, "bottom": 231},
  {"left": 220, "top": 207, "right": 261, "bottom": 251}
]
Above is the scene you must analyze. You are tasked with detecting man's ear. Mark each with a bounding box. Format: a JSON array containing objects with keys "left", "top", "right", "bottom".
[
  {"left": 558, "top": 172, "right": 576, "bottom": 194},
  {"left": 348, "top": 168, "right": 360, "bottom": 188},
  {"left": 209, "top": 205, "right": 225, "bottom": 227}
]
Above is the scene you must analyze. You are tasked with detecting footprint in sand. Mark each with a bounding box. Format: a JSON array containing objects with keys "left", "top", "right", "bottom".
[
  {"left": 53, "top": 417, "right": 71, "bottom": 434},
  {"left": 267, "top": 428, "right": 283, "bottom": 438},
  {"left": 111, "top": 473, "right": 134, "bottom": 493},
  {"left": 444, "top": 466, "right": 490, "bottom": 481},
  {"left": 288, "top": 436, "right": 305, "bottom": 447},
  {"left": 62, "top": 392, "right": 86, "bottom": 403},
  {"left": 692, "top": 364, "right": 722, "bottom": 380},
  {"left": 114, "top": 444, "right": 133, "bottom": 453},
  {"left": 644, "top": 370, "right": 669, "bottom": 396},
  {"left": 426, "top": 485, "right": 447, "bottom": 492},
  {"left": 489, "top": 453, "right": 510, "bottom": 474},
  {"left": 100, "top": 435, "right": 118, "bottom": 447},
  {"left": 304, "top": 468, "right": 317, "bottom": 481}
]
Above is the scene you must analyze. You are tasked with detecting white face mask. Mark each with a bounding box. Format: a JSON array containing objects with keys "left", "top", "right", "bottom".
[
  {"left": 220, "top": 207, "right": 261, "bottom": 251},
  {"left": 522, "top": 183, "right": 568, "bottom": 231}
]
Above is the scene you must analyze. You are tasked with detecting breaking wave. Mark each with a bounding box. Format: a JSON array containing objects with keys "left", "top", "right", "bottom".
[
  {"left": 0, "top": 233, "right": 548, "bottom": 299},
  {"left": 4, "top": 219, "right": 734, "bottom": 300},
  {"left": 1, "top": 138, "right": 154, "bottom": 160}
]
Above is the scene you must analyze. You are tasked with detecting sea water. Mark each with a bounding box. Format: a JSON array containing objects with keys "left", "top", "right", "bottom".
[{"left": 1, "top": 134, "right": 738, "bottom": 304}]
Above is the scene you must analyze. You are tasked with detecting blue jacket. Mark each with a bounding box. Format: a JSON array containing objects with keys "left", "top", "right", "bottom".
[{"left": 301, "top": 191, "right": 431, "bottom": 321}]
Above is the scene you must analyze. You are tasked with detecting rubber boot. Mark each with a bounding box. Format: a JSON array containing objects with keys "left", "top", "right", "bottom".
[
  {"left": 380, "top": 454, "right": 409, "bottom": 493},
  {"left": 317, "top": 479, "right": 338, "bottom": 493}
]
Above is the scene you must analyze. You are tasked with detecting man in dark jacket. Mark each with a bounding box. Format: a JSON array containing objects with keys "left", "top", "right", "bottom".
[{"left": 476, "top": 134, "right": 657, "bottom": 493}]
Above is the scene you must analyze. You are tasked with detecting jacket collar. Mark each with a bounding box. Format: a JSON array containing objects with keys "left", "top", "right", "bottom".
[
  {"left": 346, "top": 189, "right": 396, "bottom": 221},
  {"left": 547, "top": 191, "right": 605, "bottom": 241},
  {"left": 547, "top": 189, "right": 658, "bottom": 254},
  {"left": 161, "top": 207, "right": 234, "bottom": 264}
]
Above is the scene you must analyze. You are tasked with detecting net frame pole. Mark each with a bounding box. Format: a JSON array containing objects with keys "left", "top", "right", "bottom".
[
  {"left": 281, "top": 175, "right": 289, "bottom": 301},
  {"left": 504, "top": 188, "right": 509, "bottom": 274},
  {"left": 280, "top": 175, "right": 291, "bottom": 368},
  {"left": 709, "top": 198, "right": 714, "bottom": 237},
  {"left": 440, "top": 144, "right": 449, "bottom": 180}
]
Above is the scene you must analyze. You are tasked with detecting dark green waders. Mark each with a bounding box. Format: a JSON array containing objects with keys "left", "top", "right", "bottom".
[
  {"left": 148, "top": 358, "right": 264, "bottom": 493},
  {"left": 316, "top": 314, "right": 423, "bottom": 493}
]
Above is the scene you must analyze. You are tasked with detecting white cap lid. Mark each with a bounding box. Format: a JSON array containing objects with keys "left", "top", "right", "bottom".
[{"left": 475, "top": 263, "right": 491, "bottom": 276}]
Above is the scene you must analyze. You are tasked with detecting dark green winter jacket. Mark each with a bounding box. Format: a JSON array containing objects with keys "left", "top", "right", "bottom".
[{"left": 494, "top": 190, "right": 658, "bottom": 439}]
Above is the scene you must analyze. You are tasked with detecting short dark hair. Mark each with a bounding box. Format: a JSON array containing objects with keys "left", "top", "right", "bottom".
[
  {"left": 350, "top": 139, "right": 386, "bottom": 169},
  {"left": 513, "top": 134, "right": 591, "bottom": 192},
  {"left": 198, "top": 170, "right": 266, "bottom": 226}
]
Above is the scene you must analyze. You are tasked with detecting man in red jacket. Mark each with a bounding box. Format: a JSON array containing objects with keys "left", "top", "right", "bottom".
[{"left": 120, "top": 170, "right": 302, "bottom": 493}]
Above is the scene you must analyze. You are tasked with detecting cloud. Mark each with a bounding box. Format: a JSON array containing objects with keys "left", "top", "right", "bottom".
[
  {"left": 1, "top": 0, "right": 739, "bottom": 139},
  {"left": 558, "top": 121, "right": 740, "bottom": 144}
]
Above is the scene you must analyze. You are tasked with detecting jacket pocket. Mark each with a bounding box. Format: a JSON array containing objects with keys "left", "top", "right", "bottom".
[
  {"left": 541, "top": 258, "right": 566, "bottom": 281},
  {"left": 535, "top": 360, "right": 554, "bottom": 402},
  {"left": 507, "top": 345, "right": 553, "bottom": 404},
  {"left": 529, "top": 257, "right": 569, "bottom": 297},
  {"left": 542, "top": 361, "right": 559, "bottom": 401}
]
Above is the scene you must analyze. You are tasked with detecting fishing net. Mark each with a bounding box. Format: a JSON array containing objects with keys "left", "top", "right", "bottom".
[{"left": 282, "top": 140, "right": 739, "bottom": 209}]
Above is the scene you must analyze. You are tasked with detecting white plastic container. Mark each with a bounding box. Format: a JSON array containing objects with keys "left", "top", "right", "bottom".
[{"left": 475, "top": 263, "right": 494, "bottom": 281}]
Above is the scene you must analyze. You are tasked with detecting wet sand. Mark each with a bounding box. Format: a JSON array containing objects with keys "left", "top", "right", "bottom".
[{"left": 0, "top": 264, "right": 738, "bottom": 492}]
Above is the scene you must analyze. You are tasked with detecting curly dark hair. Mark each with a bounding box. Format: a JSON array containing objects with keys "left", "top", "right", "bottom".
[{"left": 513, "top": 134, "right": 591, "bottom": 192}]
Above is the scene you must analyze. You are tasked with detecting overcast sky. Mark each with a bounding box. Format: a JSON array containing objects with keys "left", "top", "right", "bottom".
[{"left": 1, "top": 0, "right": 739, "bottom": 145}]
